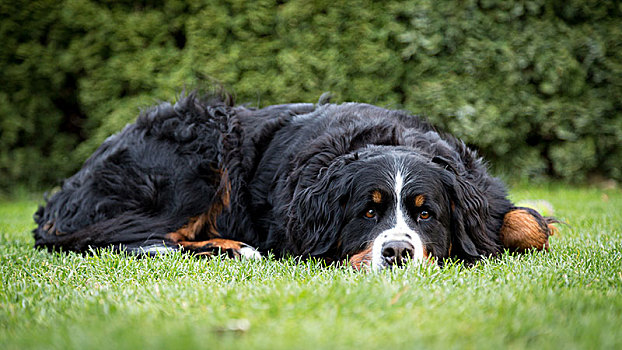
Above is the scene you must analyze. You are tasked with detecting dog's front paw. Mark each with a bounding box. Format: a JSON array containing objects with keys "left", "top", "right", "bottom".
[{"left": 238, "top": 246, "right": 262, "bottom": 260}]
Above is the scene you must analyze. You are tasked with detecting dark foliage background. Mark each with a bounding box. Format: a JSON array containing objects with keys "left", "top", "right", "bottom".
[{"left": 1, "top": 0, "right": 621, "bottom": 193}]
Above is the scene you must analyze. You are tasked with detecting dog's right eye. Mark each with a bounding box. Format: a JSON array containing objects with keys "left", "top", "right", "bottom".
[{"left": 364, "top": 209, "right": 377, "bottom": 219}]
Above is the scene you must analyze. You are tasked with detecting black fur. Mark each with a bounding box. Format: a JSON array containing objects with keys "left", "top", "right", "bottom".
[{"left": 34, "top": 93, "right": 543, "bottom": 265}]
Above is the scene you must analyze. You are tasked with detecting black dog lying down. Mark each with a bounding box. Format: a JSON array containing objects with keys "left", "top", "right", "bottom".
[{"left": 34, "top": 94, "right": 556, "bottom": 270}]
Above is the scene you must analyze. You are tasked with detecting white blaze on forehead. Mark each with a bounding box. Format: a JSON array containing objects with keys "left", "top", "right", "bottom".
[
  {"left": 371, "top": 170, "right": 426, "bottom": 270},
  {"left": 394, "top": 172, "right": 405, "bottom": 225}
]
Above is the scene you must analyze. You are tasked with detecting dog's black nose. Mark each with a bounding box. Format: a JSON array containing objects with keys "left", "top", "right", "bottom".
[{"left": 381, "top": 241, "right": 415, "bottom": 267}]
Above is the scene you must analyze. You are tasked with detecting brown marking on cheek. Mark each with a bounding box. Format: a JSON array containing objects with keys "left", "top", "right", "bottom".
[
  {"left": 415, "top": 194, "right": 425, "bottom": 207},
  {"left": 500, "top": 209, "right": 552, "bottom": 252},
  {"left": 421, "top": 246, "right": 440, "bottom": 266},
  {"left": 372, "top": 190, "right": 382, "bottom": 204},
  {"left": 349, "top": 247, "right": 373, "bottom": 271}
]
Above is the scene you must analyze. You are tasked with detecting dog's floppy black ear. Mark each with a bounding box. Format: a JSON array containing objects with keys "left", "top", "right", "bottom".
[
  {"left": 287, "top": 157, "right": 352, "bottom": 257},
  {"left": 435, "top": 157, "right": 500, "bottom": 262}
]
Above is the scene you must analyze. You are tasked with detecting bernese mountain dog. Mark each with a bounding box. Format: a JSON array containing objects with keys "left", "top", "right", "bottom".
[{"left": 34, "top": 93, "right": 556, "bottom": 270}]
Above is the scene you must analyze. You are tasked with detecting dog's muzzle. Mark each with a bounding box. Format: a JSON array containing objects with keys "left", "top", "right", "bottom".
[{"left": 371, "top": 230, "right": 426, "bottom": 270}]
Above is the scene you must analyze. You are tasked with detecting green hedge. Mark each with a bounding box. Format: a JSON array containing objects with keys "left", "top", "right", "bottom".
[{"left": 1, "top": 0, "right": 621, "bottom": 193}]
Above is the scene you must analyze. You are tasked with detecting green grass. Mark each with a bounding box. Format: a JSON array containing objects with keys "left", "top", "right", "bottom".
[{"left": 1, "top": 185, "right": 621, "bottom": 349}]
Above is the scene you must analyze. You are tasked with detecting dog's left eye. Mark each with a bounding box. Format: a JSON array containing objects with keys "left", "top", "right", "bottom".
[{"left": 418, "top": 211, "right": 431, "bottom": 221}]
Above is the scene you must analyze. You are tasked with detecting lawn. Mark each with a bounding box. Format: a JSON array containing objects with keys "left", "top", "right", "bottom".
[{"left": 1, "top": 185, "right": 621, "bottom": 349}]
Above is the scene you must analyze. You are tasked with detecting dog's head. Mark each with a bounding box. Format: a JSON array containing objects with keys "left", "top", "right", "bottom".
[{"left": 288, "top": 144, "right": 503, "bottom": 270}]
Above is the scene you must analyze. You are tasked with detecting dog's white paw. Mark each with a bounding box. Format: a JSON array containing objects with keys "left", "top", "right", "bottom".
[{"left": 239, "top": 246, "right": 262, "bottom": 260}]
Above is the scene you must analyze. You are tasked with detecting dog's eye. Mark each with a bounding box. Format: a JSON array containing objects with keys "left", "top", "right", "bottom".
[
  {"left": 365, "top": 209, "right": 377, "bottom": 219},
  {"left": 418, "top": 211, "right": 431, "bottom": 221}
]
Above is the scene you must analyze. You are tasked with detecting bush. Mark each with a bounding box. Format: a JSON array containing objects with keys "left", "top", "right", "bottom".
[{"left": 1, "top": 0, "right": 620, "bottom": 193}]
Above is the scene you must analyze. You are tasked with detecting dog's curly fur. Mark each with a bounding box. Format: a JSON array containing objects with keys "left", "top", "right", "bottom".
[{"left": 34, "top": 93, "right": 555, "bottom": 268}]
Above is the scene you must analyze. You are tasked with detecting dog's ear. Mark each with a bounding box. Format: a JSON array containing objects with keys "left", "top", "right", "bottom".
[
  {"left": 435, "top": 157, "right": 500, "bottom": 262},
  {"left": 288, "top": 157, "right": 352, "bottom": 257},
  {"left": 500, "top": 207, "right": 557, "bottom": 252}
]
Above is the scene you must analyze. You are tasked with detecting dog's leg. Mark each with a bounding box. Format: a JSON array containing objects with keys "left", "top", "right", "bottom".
[
  {"left": 173, "top": 238, "right": 261, "bottom": 259},
  {"left": 35, "top": 210, "right": 182, "bottom": 253},
  {"left": 499, "top": 207, "right": 558, "bottom": 252},
  {"left": 160, "top": 210, "right": 260, "bottom": 259}
]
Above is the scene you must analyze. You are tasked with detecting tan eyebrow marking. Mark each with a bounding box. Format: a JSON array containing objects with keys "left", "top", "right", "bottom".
[
  {"left": 415, "top": 194, "right": 425, "bottom": 207},
  {"left": 372, "top": 190, "right": 382, "bottom": 203}
]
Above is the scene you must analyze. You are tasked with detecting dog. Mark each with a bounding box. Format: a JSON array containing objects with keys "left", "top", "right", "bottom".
[{"left": 34, "top": 93, "right": 556, "bottom": 270}]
